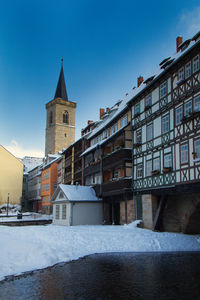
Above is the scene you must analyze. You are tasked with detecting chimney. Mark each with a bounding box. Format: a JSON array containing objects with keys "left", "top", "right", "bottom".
[
  {"left": 100, "top": 108, "right": 105, "bottom": 119},
  {"left": 88, "top": 120, "right": 93, "bottom": 125},
  {"left": 176, "top": 36, "right": 183, "bottom": 52},
  {"left": 137, "top": 76, "right": 143, "bottom": 87},
  {"left": 106, "top": 107, "right": 110, "bottom": 113}
]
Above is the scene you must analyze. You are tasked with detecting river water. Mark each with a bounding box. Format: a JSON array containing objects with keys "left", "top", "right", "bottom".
[{"left": 0, "top": 252, "right": 200, "bottom": 300}]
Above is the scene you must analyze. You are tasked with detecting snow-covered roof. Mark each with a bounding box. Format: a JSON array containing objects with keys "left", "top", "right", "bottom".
[{"left": 52, "top": 184, "right": 101, "bottom": 202}]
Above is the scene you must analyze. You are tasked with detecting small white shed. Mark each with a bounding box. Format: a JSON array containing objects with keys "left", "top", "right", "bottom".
[{"left": 51, "top": 184, "right": 103, "bottom": 226}]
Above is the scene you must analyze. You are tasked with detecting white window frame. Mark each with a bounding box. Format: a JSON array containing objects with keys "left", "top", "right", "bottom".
[
  {"left": 62, "top": 204, "right": 67, "bottom": 220},
  {"left": 193, "top": 55, "right": 199, "bottom": 73},
  {"left": 178, "top": 67, "right": 184, "bottom": 81},
  {"left": 147, "top": 123, "right": 153, "bottom": 141},
  {"left": 194, "top": 95, "right": 200, "bottom": 112},
  {"left": 176, "top": 106, "right": 183, "bottom": 125},
  {"left": 180, "top": 144, "right": 188, "bottom": 164},
  {"left": 136, "top": 164, "right": 143, "bottom": 178},
  {"left": 120, "top": 115, "right": 128, "bottom": 128},
  {"left": 185, "top": 62, "right": 191, "bottom": 79},
  {"left": 164, "top": 153, "right": 172, "bottom": 168},
  {"left": 55, "top": 205, "right": 60, "bottom": 219},
  {"left": 184, "top": 101, "right": 192, "bottom": 117},
  {"left": 153, "top": 157, "right": 160, "bottom": 171},
  {"left": 160, "top": 81, "right": 167, "bottom": 98},
  {"left": 135, "top": 103, "right": 140, "bottom": 115},
  {"left": 136, "top": 129, "right": 142, "bottom": 144},
  {"left": 162, "top": 115, "right": 169, "bottom": 134},
  {"left": 194, "top": 139, "right": 200, "bottom": 158}
]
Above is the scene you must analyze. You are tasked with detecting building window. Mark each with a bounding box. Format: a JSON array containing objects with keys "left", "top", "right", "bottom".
[
  {"left": 194, "top": 139, "right": 200, "bottom": 158},
  {"left": 42, "top": 197, "right": 45, "bottom": 204},
  {"left": 111, "top": 125, "right": 114, "bottom": 135},
  {"left": 46, "top": 196, "right": 49, "bottom": 203},
  {"left": 194, "top": 95, "right": 200, "bottom": 112},
  {"left": 63, "top": 111, "right": 69, "bottom": 124},
  {"left": 62, "top": 204, "right": 67, "bottom": 219},
  {"left": 136, "top": 164, "right": 143, "bottom": 178},
  {"left": 42, "top": 184, "right": 45, "bottom": 192},
  {"left": 54, "top": 183, "right": 57, "bottom": 190},
  {"left": 136, "top": 129, "right": 142, "bottom": 144},
  {"left": 46, "top": 171, "right": 49, "bottom": 179},
  {"left": 147, "top": 123, "right": 153, "bottom": 141},
  {"left": 46, "top": 183, "right": 49, "bottom": 191},
  {"left": 178, "top": 67, "right": 184, "bottom": 81},
  {"left": 181, "top": 144, "right": 188, "bottom": 164},
  {"left": 55, "top": 205, "right": 60, "bottom": 219},
  {"left": 146, "top": 160, "right": 152, "bottom": 177},
  {"left": 120, "top": 115, "right": 128, "bottom": 128},
  {"left": 176, "top": 106, "right": 183, "bottom": 125},
  {"left": 114, "top": 123, "right": 118, "bottom": 132},
  {"left": 184, "top": 101, "right": 192, "bottom": 117},
  {"left": 193, "top": 55, "right": 199, "bottom": 73},
  {"left": 185, "top": 62, "right": 191, "bottom": 78},
  {"left": 162, "top": 115, "right": 169, "bottom": 134},
  {"left": 160, "top": 81, "right": 167, "bottom": 98},
  {"left": 42, "top": 173, "right": 45, "bottom": 180},
  {"left": 153, "top": 157, "right": 160, "bottom": 171},
  {"left": 145, "top": 94, "right": 151, "bottom": 108},
  {"left": 135, "top": 103, "right": 140, "bottom": 115},
  {"left": 164, "top": 153, "right": 172, "bottom": 168},
  {"left": 49, "top": 111, "right": 53, "bottom": 125}
]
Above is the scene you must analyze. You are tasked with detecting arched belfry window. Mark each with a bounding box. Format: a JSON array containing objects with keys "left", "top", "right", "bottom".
[
  {"left": 49, "top": 111, "right": 53, "bottom": 125},
  {"left": 63, "top": 110, "right": 69, "bottom": 124}
]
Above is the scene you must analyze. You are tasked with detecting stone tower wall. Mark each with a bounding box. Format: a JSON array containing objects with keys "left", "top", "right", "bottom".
[{"left": 45, "top": 98, "right": 76, "bottom": 155}]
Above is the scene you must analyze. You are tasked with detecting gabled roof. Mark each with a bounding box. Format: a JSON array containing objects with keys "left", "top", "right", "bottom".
[
  {"left": 54, "top": 63, "right": 68, "bottom": 101},
  {"left": 52, "top": 184, "right": 101, "bottom": 202}
]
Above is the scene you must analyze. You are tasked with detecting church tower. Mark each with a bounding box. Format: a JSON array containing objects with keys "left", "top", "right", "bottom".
[{"left": 45, "top": 60, "right": 76, "bottom": 156}]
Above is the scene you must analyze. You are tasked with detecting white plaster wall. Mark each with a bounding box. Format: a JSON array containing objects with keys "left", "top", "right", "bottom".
[
  {"left": 154, "top": 117, "right": 161, "bottom": 138},
  {"left": 152, "top": 88, "right": 159, "bottom": 104},
  {"left": 72, "top": 202, "right": 103, "bottom": 225}
]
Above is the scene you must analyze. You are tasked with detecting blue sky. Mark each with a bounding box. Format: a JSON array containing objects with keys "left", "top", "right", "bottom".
[{"left": 0, "top": 0, "right": 200, "bottom": 157}]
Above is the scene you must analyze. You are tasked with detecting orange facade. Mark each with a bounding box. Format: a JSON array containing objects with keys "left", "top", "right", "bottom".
[{"left": 41, "top": 161, "right": 58, "bottom": 212}]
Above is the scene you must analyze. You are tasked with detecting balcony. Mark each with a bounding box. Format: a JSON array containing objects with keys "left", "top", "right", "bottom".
[
  {"left": 64, "top": 173, "right": 72, "bottom": 184},
  {"left": 84, "top": 160, "right": 101, "bottom": 177},
  {"left": 103, "top": 148, "right": 132, "bottom": 170},
  {"left": 102, "top": 177, "right": 132, "bottom": 196},
  {"left": 65, "top": 157, "right": 72, "bottom": 168}
]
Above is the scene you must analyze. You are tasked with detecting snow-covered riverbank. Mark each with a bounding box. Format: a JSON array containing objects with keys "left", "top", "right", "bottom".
[{"left": 1, "top": 221, "right": 200, "bottom": 281}]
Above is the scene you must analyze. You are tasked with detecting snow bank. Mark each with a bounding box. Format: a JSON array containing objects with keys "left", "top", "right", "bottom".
[{"left": 0, "top": 222, "right": 200, "bottom": 281}]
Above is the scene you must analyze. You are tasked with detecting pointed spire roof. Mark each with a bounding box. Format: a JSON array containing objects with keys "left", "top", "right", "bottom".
[{"left": 54, "top": 59, "right": 68, "bottom": 101}]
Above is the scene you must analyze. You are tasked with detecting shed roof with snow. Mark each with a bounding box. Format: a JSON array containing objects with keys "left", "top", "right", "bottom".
[{"left": 52, "top": 184, "right": 101, "bottom": 203}]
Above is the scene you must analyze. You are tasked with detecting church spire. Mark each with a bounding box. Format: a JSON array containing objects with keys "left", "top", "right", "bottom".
[{"left": 54, "top": 58, "right": 68, "bottom": 101}]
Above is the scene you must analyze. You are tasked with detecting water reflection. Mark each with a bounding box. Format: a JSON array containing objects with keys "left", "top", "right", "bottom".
[{"left": 0, "top": 252, "right": 200, "bottom": 300}]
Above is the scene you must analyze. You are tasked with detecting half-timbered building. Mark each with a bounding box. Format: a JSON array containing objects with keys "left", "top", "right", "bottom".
[{"left": 129, "top": 32, "right": 200, "bottom": 233}]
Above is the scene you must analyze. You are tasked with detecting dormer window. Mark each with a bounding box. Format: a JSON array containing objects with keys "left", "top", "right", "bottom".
[{"left": 63, "top": 111, "right": 69, "bottom": 124}]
